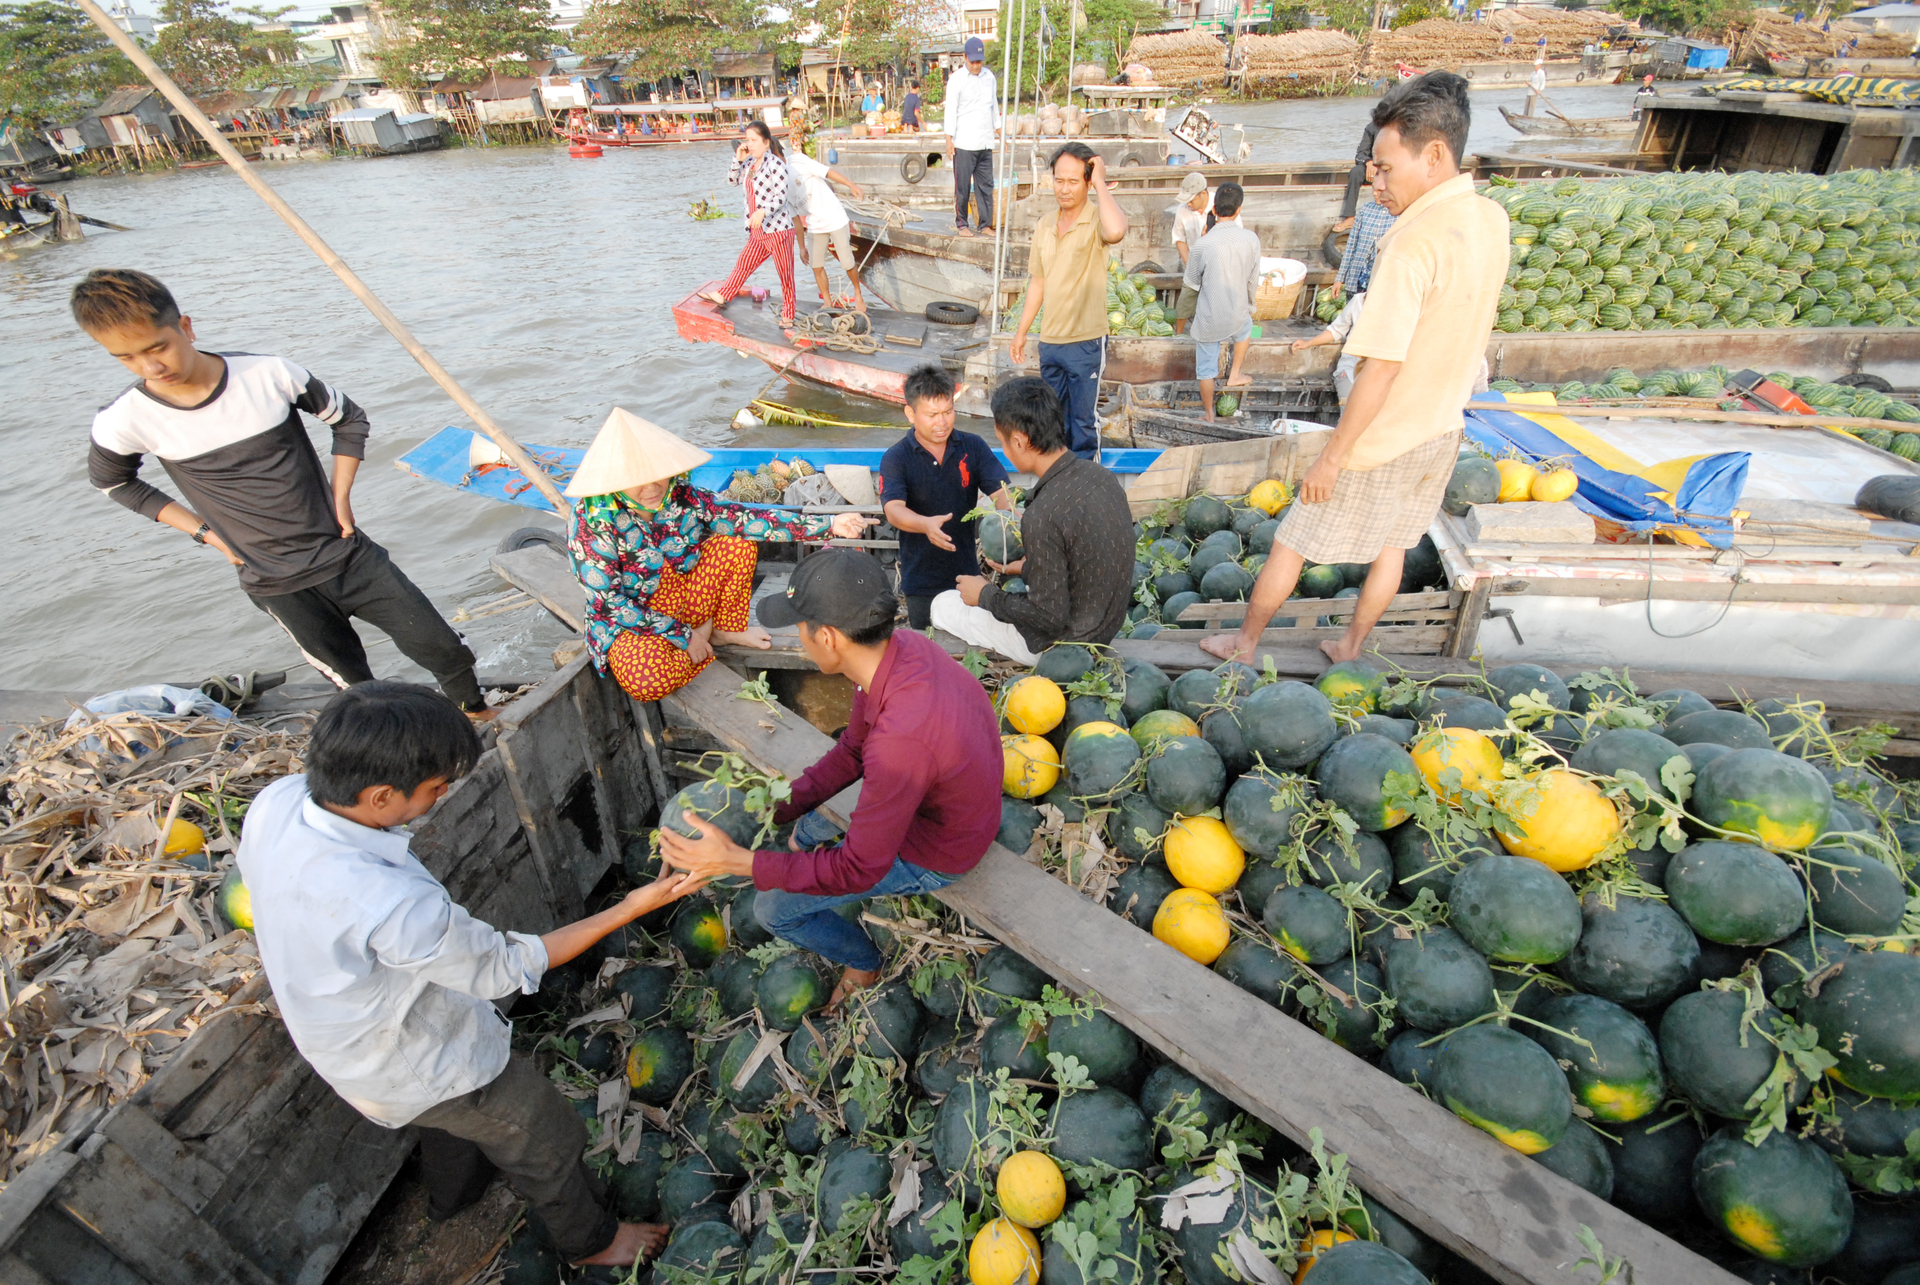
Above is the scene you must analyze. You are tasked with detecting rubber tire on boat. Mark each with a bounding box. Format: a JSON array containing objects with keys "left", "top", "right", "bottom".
[
  {"left": 926, "top": 300, "right": 980, "bottom": 326},
  {"left": 901, "top": 154, "right": 928, "bottom": 183},
  {"left": 1322, "top": 227, "right": 1346, "bottom": 271},
  {"left": 1836, "top": 373, "right": 1895, "bottom": 393},
  {"left": 499, "top": 527, "right": 566, "bottom": 555}
]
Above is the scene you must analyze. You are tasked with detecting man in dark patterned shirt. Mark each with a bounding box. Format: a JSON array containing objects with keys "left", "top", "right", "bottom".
[{"left": 932, "top": 377, "right": 1132, "bottom": 663}]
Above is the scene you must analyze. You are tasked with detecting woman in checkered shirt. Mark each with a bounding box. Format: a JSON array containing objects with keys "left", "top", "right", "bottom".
[{"left": 698, "top": 121, "right": 800, "bottom": 328}]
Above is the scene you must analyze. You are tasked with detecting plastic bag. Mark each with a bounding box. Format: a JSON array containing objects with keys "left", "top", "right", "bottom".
[{"left": 63, "top": 684, "right": 235, "bottom": 757}]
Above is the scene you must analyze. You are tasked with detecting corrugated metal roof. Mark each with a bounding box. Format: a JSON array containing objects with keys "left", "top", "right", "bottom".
[
  {"left": 332, "top": 107, "right": 394, "bottom": 121},
  {"left": 395, "top": 112, "right": 438, "bottom": 124},
  {"left": 1847, "top": 3, "right": 1920, "bottom": 15},
  {"left": 92, "top": 86, "right": 155, "bottom": 116}
]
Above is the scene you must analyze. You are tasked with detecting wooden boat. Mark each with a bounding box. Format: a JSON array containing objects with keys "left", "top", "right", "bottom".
[
  {"left": 556, "top": 99, "right": 790, "bottom": 148},
  {"left": 1498, "top": 105, "right": 1639, "bottom": 137},
  {"left": 671, "top": 288, "right": 995, "bottom": 411}
]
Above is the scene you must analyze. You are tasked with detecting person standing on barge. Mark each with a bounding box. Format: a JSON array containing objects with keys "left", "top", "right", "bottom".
[
  {"left": 564, "top": 409, "right": 867, "bottom": 702},
  {"left": 697, "top": 122, "right": 801, "bottom": 330}
]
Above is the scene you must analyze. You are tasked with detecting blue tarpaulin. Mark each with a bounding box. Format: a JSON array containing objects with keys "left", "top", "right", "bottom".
[{"left": 1463, "top": 393, "right": 1750, "bottom": 547}]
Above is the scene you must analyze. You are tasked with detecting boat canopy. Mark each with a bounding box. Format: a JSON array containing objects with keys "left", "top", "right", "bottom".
[{"left": 1465, "top": 392, "right": 1749, "bottom": 547}]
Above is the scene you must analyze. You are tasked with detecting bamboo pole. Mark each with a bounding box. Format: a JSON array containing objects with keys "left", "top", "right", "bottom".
[
  {"left": 1469, "top": 400, "right": 1920, "bottom": 437},
  {"left": 71, "top": 0, "right": 572, "bottom": 518}
]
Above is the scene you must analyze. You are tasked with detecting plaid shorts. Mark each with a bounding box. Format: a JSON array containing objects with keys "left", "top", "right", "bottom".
[{"left": 1276, "top": 430, "right": 1461, "bottom": 564}]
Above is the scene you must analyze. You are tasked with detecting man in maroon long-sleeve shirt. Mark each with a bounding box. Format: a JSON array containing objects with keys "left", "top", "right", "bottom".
[{"left": 657, "top": 549, "right": 1001, "bottom": 1003}]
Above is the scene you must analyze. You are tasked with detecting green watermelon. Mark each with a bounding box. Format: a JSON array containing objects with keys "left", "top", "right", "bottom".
[
  {"left": 1556, "top": 893, "right": 1699, "bottom": 1009},
  {"left": 716, "top": 1027, "right": 782, "bottom": 1110},
  {"left": 1389, "top": 823, "right": 1497, "bottom": 899},
  {"left": 1661, "top": 987, "right": 1807, "bottom": 1121},
  {"left": 1119, "top": 659, "right": 1172, "bottom": 723},
  {"left": 1603, "top": 1110, "right": 1704, "bottom": 1226},
  {"left": 1301, "top": 828, "right": 1393, "bottom": 893},
  {"left": 1532, "top": 1121, "right": 1614, "bottom": 1199},
  {"left": 816, "top": 1144, "right": 892, "bottom": 1233},
  {"left": 1382, "top": 1030, "right": 1442, "bottom": 1089},
  {"left": 1444, "top": 456, "right": 1502, "bottom": 515},
  {"left": 933, "top": 1076, "right": 1014, "bottom": 1198},
  {"left": 1034, "top": 643, "right": 1098, "bottom": 685},
  {"left": 1447, "top": 855, "right": 1583, "bottom": 964},
  {"left": 1213, "top": 937, "right": 1300, "bottom": 1012},
  {"left": 1139, "top": 1063, "right": 1234, "bottom": 1137},
  {"left": 1316, "top": 660, "right": 1385, "bottom": 713},
  {"left": 1183, "top": 494, "right": 1234, "bottom": 540},
  {"left": 1665, "top": 709, "right": 1775, "bottom": 752},
  {"left": 1167, "top": 668, "right": 1224, "bottom": 721},
  {"left": 848, "top": 980, "right": 926, "bottom": 1062},
  {"left": 1486, "top": 663, "right": 1571, "bottom": 712},
  {"left": 1239, "top": 681, "right": 1339, "bottom": 769},
  {"left": 1049, "top": 1085, "right": 1153, "bottom": 1171},
  {"left": 1383, "top": 928, "right": 1497, "bottom": 1032},
  {"left": 1263, "top": 884, "right": 1352, "bottom": 965},
  {"left": 625, "top": 1027, "right": 694, "bottom": 1105},
  {"left": 1567, "top": 727, "right": 1688, "bottom": 801},
  {"left": 660, "top": 778, "right": 762, "bottom": 847},
  {"left": 658, "top": 1157, "right": 734, "bottom": 1224},
  {"left": 1312, "top": 732, "right": 1417, "bottom": 831},
  {"left": 1296, "top": 1241, "right": 1428, "bottom": 1284},
  {"left": 1107, "top": 859, "right": 1177, "bottom": 929},
  {"left": 1797, "top": 950, "right": 1920, "bottom": 1099},
  {"left": 1047, "top": 1008, "right": 1140, "bottom": 1088},
  {"left": 1145, "top": 735, "right": 1227, "bottom": 814},
  {"left": 1200, "top": 707, "right": 1254, "bottom": 777},
  {"left": 607, "top": 1138, "right": 672, "bottom": 1220},
  {"left": 611, "top": 963, "right": 674, "bottom": 1025},
  {"left": 710, "top": 951, "right": 764, "bottom": 1018},
  {"left": 1108, "top": 791, "right": 1173, "bottom": 861},
  {"left": 980, "top": 509, "right": 1023, "bottom": 565},
  {"left": 999, "top": 796, "right": 1042, "bottom": 853},
  {"left": 1664, "top": 840, "right": 1807, "bottom": 946},
  {"left": 1810, "top": 1085, "right": 1920, "bottom": 1159},
  {"left": 1311, "top": 957, "right": 1390, "bottom": 1052},
  {"left": 1064, "top": 723, "right": 1142, "bottom": 801},
  {"left": 1531, "top": 993, "right": 1664, "bottom": 1122},
  {"left": 1042, "top": 1199, "right": 1155, "bottom": 1285},
  {"left": 1433, "top": 1024, "right": 1572, "bottom": 1153},
  {"left": 1221, "top": 768, "right": 1307, "bottom": 858},
  {"left": 657, "top": 1217, "right": 746, "bottom": 1279},
  {"left": 671, "top": 898, "right": 728, "bottom": 969},
  {"left": 888, "top": 1173, "right": 955, "bottom": 1263},
  {"left": 975, "top": 945, "right": 1049, "bottom": 1016},
  {"left": 1759, "top": 925, "right": 1856, "bottom": 1009},
  {"left": 1693, "top": 1128, "right": 1853, "bottom": 1266},
  {"left": 1650, "top": 688, "right": 1717, "bottom": 722},
  {"left": 1804, "top": 839, "right": 1908, "bottom": 935},
  {"left": 1692, "top": 748, "right": 1834, "bottom": 850},
  {"left": 216, "top": 867, "right": 252, "bottom": 931},
  {"left": 755, "top": 953, "right": 829, "bottom": 1030},
  {"left": 1199, "top": 560, "right": 1253, "bottom": 602},
  {"left": 727, "top": 885, "right": 773, "bottom": 949},
  {"left": 1298, "top": 563, "right": 1346, "bottom": 598}
]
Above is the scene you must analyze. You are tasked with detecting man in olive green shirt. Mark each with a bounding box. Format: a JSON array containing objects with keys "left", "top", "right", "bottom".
[{"left": 1009, "top": 141, "right": 1128, "bottom": 459}]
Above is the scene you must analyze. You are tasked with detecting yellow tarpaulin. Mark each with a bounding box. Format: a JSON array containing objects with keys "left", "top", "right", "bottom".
[{"left": 1712, "top": 75, "right": 1920, "bottom": 105}]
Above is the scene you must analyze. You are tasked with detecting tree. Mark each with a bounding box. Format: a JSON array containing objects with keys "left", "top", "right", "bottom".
[
  {"left": 150, "top": 0, "right": 288, "bottom": 93},
  {"left": 1614, "top": 0, "right": 1750, "bottom": 36},
  {"left": 574, "top": 0, "right": 770, "bottom": 81},
  {"left": 987, "top": 0, "right": 1159, "bottom": 99},
  {"left": 1388, "top": 0, "right": 1443, "bottom": 27},
  {"left": 228, "top": 3, "right": 328, "bottom": 88},
  {"left": 374, "top": 0, "right": 554, "bottom": 85},
  {"left": 0, "top": 0, "right": 138, "bottom": 120}
]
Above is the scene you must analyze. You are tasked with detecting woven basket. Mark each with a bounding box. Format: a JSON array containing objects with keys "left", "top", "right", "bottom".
[{"left": 1253, "top": 278, "right": 1304, "bottom": 322}]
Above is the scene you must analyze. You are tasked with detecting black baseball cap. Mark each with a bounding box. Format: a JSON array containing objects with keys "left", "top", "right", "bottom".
[{"left": 757, "top": 548, "right": 895, "bottom": 632}]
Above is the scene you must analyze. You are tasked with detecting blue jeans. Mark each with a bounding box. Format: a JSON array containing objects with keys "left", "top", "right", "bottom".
[
  {"left": 755, "top": 824, "right": 958, "bottom": 970},
  {"left": 1039, "top": 337, "right": 1105, "bottom": 459}
]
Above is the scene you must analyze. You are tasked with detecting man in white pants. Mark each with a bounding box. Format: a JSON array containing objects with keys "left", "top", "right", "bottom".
[{"left": 931, "top": 376, "right": 1133, "bottom": 663}]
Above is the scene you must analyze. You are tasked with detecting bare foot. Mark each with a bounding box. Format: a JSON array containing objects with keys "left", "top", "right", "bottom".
[
  {"left": 697, "top": 290, "right": 727, "bottom": 307},
  {"left": 1227, "top": 373, "right": 1254, "bottom": 387},
  {"left": 571, "top": 1222, "right": 669, "bottom": 1267},
  {"left": 828, "top": 966, "right": 881, "bottom": 1010},
  {"left": 955, "top": 226, "right": 975, "bottom": 238},
  {"left": 465, "top": 706, "right": 500, "bottom": 724},
  {"left": 713, "top": 626, "right": 774, "bottom": 650},
  {"left": 1320, "top": 636, "right": 1365, "bottom": 663},
  {"left": 1200, "top": 632, "right": 1253, "bottom": 662}
]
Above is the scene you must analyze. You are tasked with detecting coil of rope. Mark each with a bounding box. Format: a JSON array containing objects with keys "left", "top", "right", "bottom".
[
  {"left": 789, "top": 307, "right": 883, "bottom": 354},
  {"left": 842, "top": 196, "right": 914, "bottom": 230}
]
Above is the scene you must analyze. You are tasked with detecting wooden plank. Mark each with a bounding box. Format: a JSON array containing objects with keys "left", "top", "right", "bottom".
[
  {"left": 662, "top": 664, "right": 1739, "bottom": 1285},
  {"left": 0, "top": 1153, "right": 80, "bottom": 1256},
  {"left": 1467, "top": 398, "right": 1920, "bottom": 436},
  {"left": 135, "top": 973, "right": 272, "bottom": 1119},
  {"left": 491, "top": 546, "right": 585, "bottom": 632},
  {"left": 98, "top": 1103, "right": 228, "bottom": 1212},
  {"left": 496, "top": 657, "right": 602, "bottom": 909},
  {"left": 54, "top": 1141, "right": 271, "bottom": 1285},
  {"left": 1463, "top": 541, "right": 1912, "bottom": 565},
  {"left": 2, "top": 1206, "right": 147, "bottom": 1285},
  {"left": 1497, "top": 577, "right": 1920, "bottom": 606}
]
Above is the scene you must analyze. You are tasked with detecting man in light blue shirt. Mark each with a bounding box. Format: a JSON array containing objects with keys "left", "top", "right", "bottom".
[
  {"left": 1182, "top": 181, "right": 1262, "bottom": 420},
  {"left": 239, "top": 682, "right": 705, "bottom": 1271},
  {"left": 942, "top": 37, "right": 1000, "bottom": 237}
]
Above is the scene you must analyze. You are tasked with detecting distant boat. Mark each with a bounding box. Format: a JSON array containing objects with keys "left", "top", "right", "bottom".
[
  {"left": 1499, "top": 105, "right": 1638, "bottom": 137},
  {"left": 556, "top": 99, "right": 791, "bottom": 148}
]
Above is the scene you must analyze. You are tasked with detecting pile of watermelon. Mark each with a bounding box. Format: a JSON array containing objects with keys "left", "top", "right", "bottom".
[
  {"left": 1000, "top": 258, "right": 1177, "bottom": 339},
  {"left": 1120, "top": 486, "right": 1448, "bottom": 640},
  {"left": 994, "top": 646, "right": 1920, "bottom": 1279},
  {"left": 492, "top": 768, "right": 1441, "bottom": 1283},
  {"left": 1483, "top": 167, "right": 1920, "bottom": 333},
  {"left": 1483, "top": 361, "right": 1920, "bottom": 461}
]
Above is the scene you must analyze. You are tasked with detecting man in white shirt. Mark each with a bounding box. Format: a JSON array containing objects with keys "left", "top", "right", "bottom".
[
  {"left": 942, "top": 37, "right": 1000, "bottom": 238},
  {"left": 789, "top": 148, "right": 868, "bottom": 312},
  {"left": 238, "top": 682, "right": 705, "bottom": 1270}
]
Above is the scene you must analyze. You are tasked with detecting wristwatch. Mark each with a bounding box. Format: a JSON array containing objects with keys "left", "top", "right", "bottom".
[{"left": 191, "top": 522, "right": 211, "bottom": 544}]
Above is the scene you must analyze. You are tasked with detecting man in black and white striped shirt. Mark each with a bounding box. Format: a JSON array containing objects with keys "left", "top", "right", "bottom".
[{"left": 76, "top": 268, "right": 492, "bottom": 717}]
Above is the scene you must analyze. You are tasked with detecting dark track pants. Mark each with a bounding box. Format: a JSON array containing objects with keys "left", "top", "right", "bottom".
[
  {"left": 412, "top": 1052, "right": 618, "bottom": 1261},
  {"left": 1039, "top": 337, "right": 1106, "bottom": 460},
  {"left": 248, "top": 533, "right": 484, "bottom": 710},
  {"left": 953, "top": 147, "right": 995, "bottom": 230}
]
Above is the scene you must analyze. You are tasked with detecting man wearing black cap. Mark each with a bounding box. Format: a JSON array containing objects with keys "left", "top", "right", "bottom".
[
  {"left": 656, "top": 549, "right": 1002, "bottom": 1005},
  {"left": 942, "top": 37, "right": 999, "bottom": 238}
]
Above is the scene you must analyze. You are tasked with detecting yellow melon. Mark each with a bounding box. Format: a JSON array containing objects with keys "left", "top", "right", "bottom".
[
  {"left": 1410, "top": 726, "right": 1506, "bottom": 803},
  {"left": 163, "top": 818, "right": 207, "bottom": 855},
  {"left": 1294, "top": 1228, "right": 1359, "bottom": 1282},
  {"left": 1494, "top": 769, "right": 1622, "bottom": 872},
  {"left": 1003, "top": 676, "right": 1067, "bottom": 735},
  {"left": 1153, "top": 888, "right": 1230, "bottom": 964},
  {"left": 996, "top": 1150, "right": 1066, "bottom": 1228},
  {"left": 1164, "top": 816, "right": 1246, "bottom": 893},
  {"left": 1002, "top": 734, "right": 1061, "bottom": 799},
  {"left": 1496, "top": 459, "right": 1539, "bottom": 503},
  {"left": 1530, "top": 467, "right": 1578, "bottom": 502},
  {"left": 1248, "top": 478, "right": 1291, "bottom": 515},
  {"left": 968, "top": 1217, "right": 1041, "bottom": 1285}
]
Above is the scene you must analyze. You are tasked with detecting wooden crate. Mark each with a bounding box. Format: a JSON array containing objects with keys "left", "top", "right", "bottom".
[
  {"left": 1174, "top": 588, "right": 1457, "bottom": 653},
  {"left": 0, "top": 661, "right": 655, "bottom": 1285}
]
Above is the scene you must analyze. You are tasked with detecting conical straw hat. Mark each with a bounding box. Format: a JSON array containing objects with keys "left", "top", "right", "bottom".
[{"left": 565, "top": 408, "right": 713, "bottom": 498}]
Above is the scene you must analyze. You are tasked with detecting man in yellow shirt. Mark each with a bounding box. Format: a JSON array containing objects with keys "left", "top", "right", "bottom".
[
  {"left": 1009, "top": 141, "right": 1129, "bottom": 459},
  {"left": 1202, "top": 71, "right": 1508, "bottom": 666}
]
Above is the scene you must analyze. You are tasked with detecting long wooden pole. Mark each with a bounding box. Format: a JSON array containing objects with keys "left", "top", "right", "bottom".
[
  {"left": 72, "top": 0, "right": 572, "bottom": 518},
  {"left": 1469, "top": 399, "right": 1920, "bottom": 437}
]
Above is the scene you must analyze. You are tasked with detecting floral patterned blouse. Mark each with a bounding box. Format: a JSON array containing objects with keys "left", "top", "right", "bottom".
[{"left": 568, "top": 478, "right": 831, "bottom": 668}]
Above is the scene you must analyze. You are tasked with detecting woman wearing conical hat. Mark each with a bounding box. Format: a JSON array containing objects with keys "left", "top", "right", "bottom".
[{"left": 565, "top": 410, "right": 868, "bottom": 701}]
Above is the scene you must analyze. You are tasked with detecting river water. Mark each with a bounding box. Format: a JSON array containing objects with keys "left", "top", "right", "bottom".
[{"left": 0, "top": 79, "right": 1638, "bottom": 694}]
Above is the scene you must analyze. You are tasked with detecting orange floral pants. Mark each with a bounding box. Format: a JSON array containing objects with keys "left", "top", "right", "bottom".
[{"left": 607, "top": 536, "right": 760, "bottom": 702}]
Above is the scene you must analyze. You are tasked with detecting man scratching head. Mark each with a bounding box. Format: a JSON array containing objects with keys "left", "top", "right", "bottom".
[{"left": 1367, "top": 71, "right": 1469, "bottom": 217}]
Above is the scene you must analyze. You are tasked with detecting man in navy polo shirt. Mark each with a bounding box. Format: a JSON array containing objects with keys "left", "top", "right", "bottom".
[{"left": 878, "top": 365, "right": 1012, "bottom": 629}]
